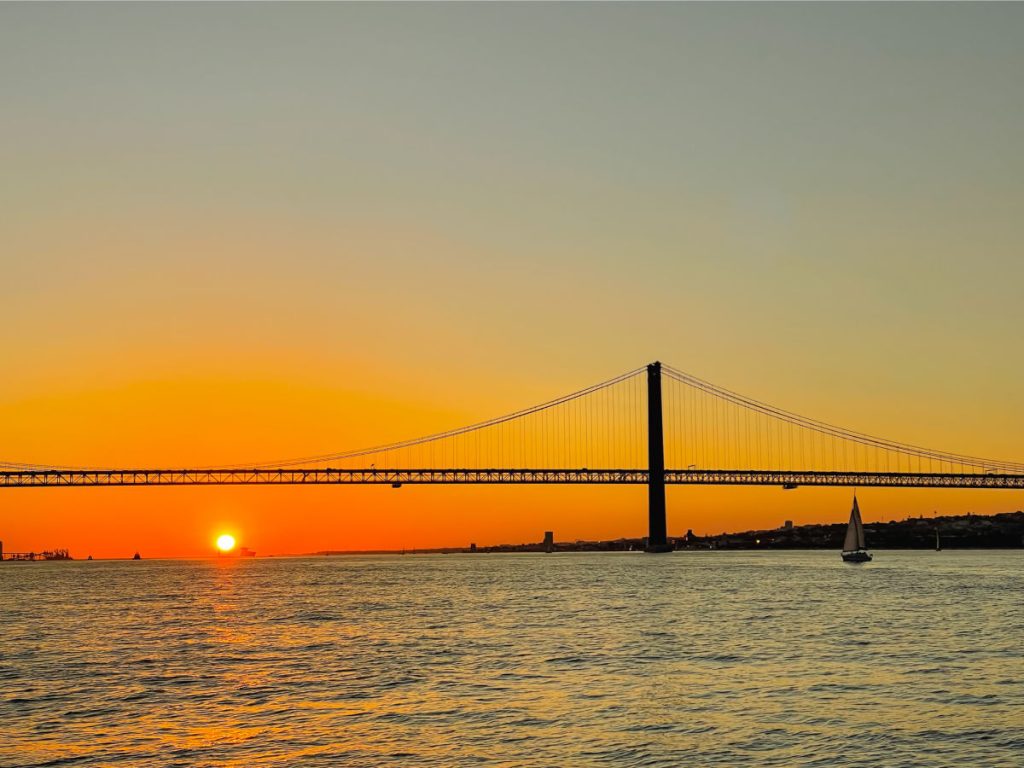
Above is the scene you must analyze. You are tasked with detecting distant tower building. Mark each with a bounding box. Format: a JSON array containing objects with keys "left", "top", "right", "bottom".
[
  {"left": 469, "top": 542, "right": 477, "bottom": 552},
  {"left": 784, "top": 520, "right": 793, "bottom": 531},
  {"left": 543, "top": 531, "right": 554, "bottom": 553}
]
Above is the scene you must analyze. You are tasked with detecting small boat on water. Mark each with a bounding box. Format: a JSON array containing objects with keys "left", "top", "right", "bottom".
[{"left": 841, "top": 495, "right": 872, "bottom": 563}]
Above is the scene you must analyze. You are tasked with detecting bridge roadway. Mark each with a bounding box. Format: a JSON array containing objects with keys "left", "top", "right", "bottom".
[{"left": 2, "top": 468, "right": 1023, "bottom": 489}]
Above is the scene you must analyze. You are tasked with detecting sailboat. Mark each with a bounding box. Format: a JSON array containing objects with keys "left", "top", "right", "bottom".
[{"left": 841, "top": 495, "right": 872, "bottom": 563}]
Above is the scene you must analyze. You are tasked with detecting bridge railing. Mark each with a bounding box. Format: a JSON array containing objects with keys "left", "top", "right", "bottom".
[{"left": 2, "top": 467, "right": 1022, "bottom": 489}]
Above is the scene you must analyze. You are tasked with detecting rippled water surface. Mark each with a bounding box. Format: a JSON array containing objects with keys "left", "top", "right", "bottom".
[{"left": 3, "top": 551, "right": 1022, "bottom": 767}]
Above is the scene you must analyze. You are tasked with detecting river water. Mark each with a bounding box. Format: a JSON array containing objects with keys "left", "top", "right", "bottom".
[{"left": 2, "top": 551, "right": 1022, "bottom": 767}]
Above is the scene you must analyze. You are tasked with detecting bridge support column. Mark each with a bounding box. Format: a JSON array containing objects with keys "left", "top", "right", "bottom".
[{"left": 646, "top": 361, "right": 671, "bottom": 553}]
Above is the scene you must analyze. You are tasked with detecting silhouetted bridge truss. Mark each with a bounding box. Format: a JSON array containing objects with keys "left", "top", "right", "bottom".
[
  {"left": 4, "top": 363, "right": 1022, "bottom": 550},
  {"left": 3, "top": 468, "right": 1023, "bottom": 490}
]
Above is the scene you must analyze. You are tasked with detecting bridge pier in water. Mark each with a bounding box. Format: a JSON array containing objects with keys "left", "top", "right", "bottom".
[{"left": 646, "top": 361, "right": 672, "bottom": 553}]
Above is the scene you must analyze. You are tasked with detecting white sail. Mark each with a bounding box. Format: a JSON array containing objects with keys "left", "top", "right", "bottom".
[{"left": 843, "top": 496, "right": 866, "bottom": 551}]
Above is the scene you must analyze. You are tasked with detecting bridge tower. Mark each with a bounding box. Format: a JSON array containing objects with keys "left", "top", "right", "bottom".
[{"left": 646, "top": 361, "right": 671, "bottom": 552}]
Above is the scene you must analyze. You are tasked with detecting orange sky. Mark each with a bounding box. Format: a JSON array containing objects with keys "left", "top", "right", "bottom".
[
  {"left": 2, "top": 4, "right": 1023, "bottom": 557},
  {"left": 4, "top": 477, "right": 1023, "bottom": 560},
  {"left": 2, "top": 372, "right": 1021, "bottom": 559},
  {"left": 2, "top": 481, "right": 1021, "bottom": 560}
]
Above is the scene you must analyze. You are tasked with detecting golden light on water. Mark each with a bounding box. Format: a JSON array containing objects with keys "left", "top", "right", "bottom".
[{"left": 216, "top": 534, "right": 236, "bottom": 553}]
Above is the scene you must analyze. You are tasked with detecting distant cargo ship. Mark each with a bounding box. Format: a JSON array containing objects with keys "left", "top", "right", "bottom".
[{"left": 218, "top": 547, "right": 256, "bottom": 558}]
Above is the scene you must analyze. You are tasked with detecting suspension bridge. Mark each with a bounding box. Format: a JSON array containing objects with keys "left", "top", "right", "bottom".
[{"left": 3, "top": 362, "right": 1022, "bottom": 551}]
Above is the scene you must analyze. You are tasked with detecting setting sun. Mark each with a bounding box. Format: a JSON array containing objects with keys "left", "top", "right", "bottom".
[{"left": 216, "top": 534, "right": 236, "bottom": 553}]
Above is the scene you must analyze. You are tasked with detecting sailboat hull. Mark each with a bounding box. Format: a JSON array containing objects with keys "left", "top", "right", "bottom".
[{"left": 842, "top": 550, "right": 872, "bottom": 563}]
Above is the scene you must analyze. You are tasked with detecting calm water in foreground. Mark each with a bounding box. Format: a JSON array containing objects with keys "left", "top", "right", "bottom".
[{"left": 2, "top": 551, "right": 1022, "bottom": 767}]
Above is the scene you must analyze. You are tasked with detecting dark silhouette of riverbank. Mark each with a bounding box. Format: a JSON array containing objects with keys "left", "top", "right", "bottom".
[
  {"left": 692, "top": 510, "right": 1024, "bottom": 551},
  {"left": 309, "top": 510, "right": 1024, "bottom": 555}
]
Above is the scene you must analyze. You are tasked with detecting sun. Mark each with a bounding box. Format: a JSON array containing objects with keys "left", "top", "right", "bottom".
[{"left": 216, "top": 534, "right": 236, "bottom": 553}]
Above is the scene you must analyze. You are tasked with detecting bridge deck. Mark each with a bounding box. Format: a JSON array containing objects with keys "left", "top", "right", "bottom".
[{"left": 2, "top": 468, "right": 1022, "bottom": 489}]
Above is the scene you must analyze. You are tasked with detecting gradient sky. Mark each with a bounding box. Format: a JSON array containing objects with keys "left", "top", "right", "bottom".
[{"left": 2, "top": 4, "right": 1023, "bottom": 558}]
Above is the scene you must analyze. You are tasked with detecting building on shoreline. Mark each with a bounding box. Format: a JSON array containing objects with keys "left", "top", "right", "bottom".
[{"left": 1, "top": 545, "right": 73, "bottom": 562}]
